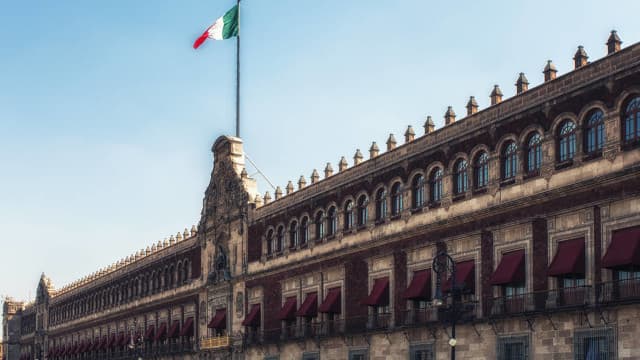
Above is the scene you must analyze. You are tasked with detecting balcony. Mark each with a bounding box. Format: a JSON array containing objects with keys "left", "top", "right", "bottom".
[
  {"left": 486, "top": 286, "right": 592, "bottom": 318},
  {"left": 200, "top": 336, "right": 230, "bottom": 350},
  {"left": 545, "top": 285, "right": 591, "bottom": 309},
  {"left": 366, "top": 312, "right": 391, "bottom": 331},
  {"left": 400, "top": 307, "right": 439, "bottom": 326},
  {"left": 597, "top": 278, "right": 640, "bottom": 305},
  {"left": 316, "top": 319, "right": 345, "bottom": 337}
]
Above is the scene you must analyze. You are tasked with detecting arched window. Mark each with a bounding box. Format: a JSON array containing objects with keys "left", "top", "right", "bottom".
[
  {"left": 344, "top": 200, "right": 354, "bottom": 230},
  {"left": 300, "top": 216, "right": 309, "bottom": 245},
  {"left": 526, "top": 132, "right": 542, "bottom": 174},
  {"left": 327, "top": 206, "right": 337, "bottom": 236},
  {"left": 558, "top": 120, "right": 577, "bottom": 162},
  {"left": 375, "top": 188, "right": 387, "bottom": 221},
  {"left": 289, "top": 221, "right": 298, "bottom": 249},
  {"left": 474, "top": 152, "right": 489, "bottom": 189},
  {"left": 315, "top": 211, "right": 324, "bottom": 240},
  {"left": 276, "top": 225, "right": 284, "bottom": 253},
  {"left": 623, "top": 97, "right": 640, "bottom": 144},
  {"left": 453, "top": 159, "right": 468, "bottom": 195},
  {"left": 502, "top": 141, "right": 518, "bottom": 180},
  {"left": 357, "top": 195, "right": 368, "bottom": 227},
  {"left": 390, "top": 182, "right": 403, "bottom": 216},
  {"left": 411, "top": 174, "right": 425, "bottom": 209},
  {"left": 266, "top": 229, "right": 274, "bottom": 255},
  {"left": 429, "top": 168, "right": 443, "bottom": 203},
  {"left": 585, "top": 109, "right": 605, "bottom": 154}
]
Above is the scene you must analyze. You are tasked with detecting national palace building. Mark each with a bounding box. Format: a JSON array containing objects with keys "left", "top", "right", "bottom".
[{"left": 4, "top": 30, "right": 640, "bottom": 360}]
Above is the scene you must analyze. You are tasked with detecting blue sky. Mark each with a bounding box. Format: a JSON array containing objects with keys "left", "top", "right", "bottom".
[{"left": 0, "top": 0, "right": 638, "bottom": 325}]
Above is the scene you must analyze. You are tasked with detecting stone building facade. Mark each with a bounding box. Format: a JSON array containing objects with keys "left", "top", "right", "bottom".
[{"left": 4, "top": 30, "right": 640, "bottom": 360}]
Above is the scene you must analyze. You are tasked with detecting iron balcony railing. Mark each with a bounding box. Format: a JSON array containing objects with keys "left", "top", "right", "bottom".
[
  {"left": 400, "top": 307, "right": 439, "bottom": 326},
  {"left": 596, "top": 278, "right": 640, "bottom": 304},
  {"left": 200, "top": 335, "right": 230, "bottom": 350},
  {"left": 486, "top": 285, "right": 592, "bottom": 318}
]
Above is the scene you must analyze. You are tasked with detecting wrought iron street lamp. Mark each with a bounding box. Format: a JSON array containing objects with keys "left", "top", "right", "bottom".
[{"left": 432, "top": 250, "right": 461, "bottom": 360}]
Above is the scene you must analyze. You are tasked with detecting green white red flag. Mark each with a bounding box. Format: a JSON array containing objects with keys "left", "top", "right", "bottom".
[{"left": 193, "top": 5, "right": 239, "bottom": 49}]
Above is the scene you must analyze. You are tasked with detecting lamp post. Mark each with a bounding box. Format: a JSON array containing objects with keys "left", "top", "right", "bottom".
[
  {"left": 128, "top": 319, "right": 143, "bottom": 360},
  {"left": 432, "top": 250, "right": 460, "bottom": 360}
]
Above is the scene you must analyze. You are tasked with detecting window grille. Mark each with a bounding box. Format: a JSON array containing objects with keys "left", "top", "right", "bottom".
[
  {"left": 302, "top": 351, "right": 320, "bottom": 360},
  {"left": 497, "top": 335, "right": 529, "bottom": 360},
  {"left": 573, "top": 327, "right": 616, "bottom": 360},
  {"left": 348, "top": 348, "right": 368, "bottom": 360},
  {"left": 410, "top": 343, "right": 435, "bottom": 360},
  {"left": 264, "top": 356, "right": 279, "bottom": 360}
]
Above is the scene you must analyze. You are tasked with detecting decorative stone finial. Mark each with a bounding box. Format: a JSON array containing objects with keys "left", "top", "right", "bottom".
[
  {"left": 339, "top": 156, "right": 348, "bottom": 172},
  {"left": 298, "top": 175, "right": 307, "bottom": 189},
  {"left": 176, "top": 232, "right": 183, "bottom": 241},
  {"left": 466, "top": 96, "right": 478, "bottom": 115},
  {"left": 240, "top": 168, "right": 248, "bottom": 179},
  {"left": 607, "top": 30, "right": 622, "bottom": 55},
  {"left": 156, "top": 240, "right": 162, "bottom": 249},
  {"left": 424, "top": 116, "right": 435, "bottom": 134},
  {"left": 490, "top": 85, "right": 503, "bottom": 105},
  {"left": 515, "top": 73, "right": 529, "bottom": 94},
  {"left": 152, "top": 243, "right": 157, "bottom": 251},
  {"left": 169, "top": 235, "right": 175, "bottom": 244},
  {"left": 275, "top": 186, "right": 283, "bottom": 200},
  {"left": 324, "top": 163, "right": 333, "bottom": 178},
  {"left": 369, "top": 142, "right": 379, "bottom": 158},
  {"left": 286, "top": 181, "right": 294, "bottom": 194},
  {"left": 444, "top": 107, "right": 456, "bottom": 125},
  {"left": 574, "top": 46, "right": 589, "bottom": 69},
  {"left": 191, "top": 225, "right": 197, "bottom": 235},
  {"left": 404, "top": 126, "right": 415, "bottom": 143},
  {"left": 354, "top": 149, "right": 364, "bottom": 165},
  {"left": 543, "top": 60, "right": 557, "bottom": 82},
  {"left": 310, "top": 169, "right": 320, "bottom": 184},
  {"left": 254, "top": 194, "right": 263, "bottom": 207},
  {"left": 386, "top": 134, "right": 397, "bottom": 150},
  {"left": 146, "top": 246, "right": 151, "bottom": 255},
  {"left": 263, "top": 191, "right": 272, "bottom": 204},
  {"left": 183, "top": 228, "right": 189, "bottom": 239},
  {"left": 163, "top": 238, "right": 169, "bottom": 247}
]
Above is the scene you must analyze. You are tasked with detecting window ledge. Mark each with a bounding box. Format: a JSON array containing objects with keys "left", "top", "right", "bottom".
[
  {"left": 582, "top": 152, "right": 602, "bottom": 161},
  {"left": 500, "top": 178, "right": 516, "bottom": 188},
  {"left": 472, "top": 187, "right": 487, "bottom": 195},
  {"left": 452, "top": 193, "right": 466, "bottom": 202},
  {"left": 523, "top": 170, "right": 540, "bottom": 180},
  {"left": 428, "top": 202, "right": 441, "bottom": 209},
  {"left": 390, "top": 214, "right": 402, "bottom": 221},
  {"left": 555, "top": 159, "right": 574, "bottom": 170}
]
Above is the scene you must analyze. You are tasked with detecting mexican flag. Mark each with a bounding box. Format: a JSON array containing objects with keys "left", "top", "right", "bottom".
[{"left": 193, "top": 5, "right": 239, "bottom": 49}]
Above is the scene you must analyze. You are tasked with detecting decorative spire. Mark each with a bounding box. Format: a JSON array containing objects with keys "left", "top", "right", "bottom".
[
  {"left": 386, "top": 134, "right": 397, "bottom": 150},
  {"left": 543, "top": 60, "right": 557, "bottom": 82},
  {"left": 369, "top": 142, "right": 379, "bottom": 158},
  {"left": 183, "top": 228, "right": 189, "bottom": 239},
  {"left": 424, "top": 116, "right": 435, "bottom": 134},
  {"left": 404, "top": 126, "right": 415, "bottom": 142},
  {"left": 573, "top": 46, "right": 588, "bottom": 69},
  {"left": 286, "top": 180, "right": 294, "bottom": 194},
  {"left": 310, "top": 169, "right": 320, "bottom": 184},
  {"left": 607, "top": 30, "right": 622, "bottom": 54},
  {"left": 339, "top": 156, "right": 348, "bottom": 172},
  {"left": 324, "top": 163, "right": 333, "bottom": 178},
  {"left": 298, "top": 175, "right": 307, "bottom": 190},
  {"left": 169, "top": 235, "right": 175, "bottom": 244},
  {"left": 466, "top": 96, "right": 478, "bottom": 115},
  {"left": 240, "top": 167, "right": 248, "bottom": 179},
  {"left": 263, "top": 191, "right": 272, "bottom": 204},
  {"left": 274, "top": 186, "right": 283, "bottom": 200},
  {"left": 191, "top": 225, "right": 197, "bottom": 236},
  {"left": 176, "top": 231, "right": 182, "bottom": 241},
  {"left": 353, "top": 149, "right": 364, "bottom": 165},
  {"left": 254, "top": 194, "right": 263, "bottom": 207},
  {"left": 444, "top": 107, "right": 456, "bottom": 125},
  {"left": 490, "top": 85, "right": 503, "bottom": 105},
  {"left": 515, "top": 73, "right": 529, "bottom": 94}
]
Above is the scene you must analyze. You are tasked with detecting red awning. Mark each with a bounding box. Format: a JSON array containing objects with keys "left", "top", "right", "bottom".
[
  {"left": 403, "top": 269, "right": 432, "bottom": 300},
  {"left": 242, "top": 303, "right": 261, "bottom": 327},
  {"left": 361, "top": 277, "right": 390, "bottom": 306},
  {"left": 167, "top": 320, "right": 180, "bottom": 339},
  {"left": 144, "top": 325, "right": 155, "bottom": 340},
  {"left": 548, "top": 238, "right": 585, "bottom": 276},
  {"left": 295, "top": 292, "right": 318, "bottom": 318},
  {"left": 276, "top": 296, "right": 298, "bottom": 320},
  {"left": 442, "top": 260, "right": 475, "bottom": 293},
  {"left": 116, "top": 332, "right": 125, "bottom": 346},
  {"left": 82, "top": 340, "right": 91, "bottom": 352},
  {"left": 180, "top": 317, "right": 194, "bottom": 337},
  {"left": 490, "top": 250, "right": 526, "bottom": 285},
  {"left": 602, "top": 226, "right": 640, "bottom": 269},
  {"left": 108, "top": 333, "right": 116, "bottom": 348},
  {"left": 208, "top": 308, "right": 227, "bottom": 329},
  {"left": 154, "top": 322, "right": 167, "bottom": 341},
  {"left": 319, "top": 287, "right": 341, "bottom": 314}
]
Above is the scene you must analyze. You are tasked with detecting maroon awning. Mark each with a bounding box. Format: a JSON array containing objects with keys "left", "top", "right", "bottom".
[
  {"left": 548, "top": 238, "right": 585, "bottom": 276},
  {"left": 242, "top": 303, "right": 261, "bottom": 327},
  {"left": 208, "top": 308, "right": 227, "bottom": 329},
  {"left": 144, "top": 325, "right": 155, "bottom": 340},
  {"left": 277, "top": 296, "right": 298, "bottom": 320},
  {"left": 318, "top": 287, "right": 341, "bottom": 314},
  {"left": 602, "top": 227, "right": 640, "bottom": 269},
  {"left": 154, "top": 322, "right": 167, "bottom": 341},
  {"left": 82, "top": 340, "right": 91, "bottom": 352},
  {"left": 295, "top": 292, "right": 318, "bottom": 318},
  {"left": 403, "top": 269, "right": 432, "bottom": 300},
  {"left": 116, "top": 332, "right": 125, "bottom": 346},
  {"left": 167, "top": 320, "right": 180, "bottom": 339},
  {"left": 108, "top": 333, "right": 117, "bottom": 348},
  {"left": 100, "top": 335, "right": 108, "bottom": 350},
  {"left": 490, "top": 250, "right": 526, "bottom": 285},
  {"left": 180, "top": 317, "right": 194, "bottom": 337},
  {"left": 361, "top": 277, "right": 390, "bottom": 306},
  {"left": 442, "top": 260, "right": 475, "bottom": 293}
]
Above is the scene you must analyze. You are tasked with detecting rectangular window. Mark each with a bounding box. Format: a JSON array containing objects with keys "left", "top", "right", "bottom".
[
  {"left": 573, "top": 327, "right": 616, "bottom": 360},
  {"left": 497, "top": 335, "right": 529, "bottom": 360},
  {"left": 302, "top": 352, "right": 320, "bottom": 360},
  {"left": 348, "top": 349, "right": 368, "bottom": 360},
  {"left": 410, "top": 344, "right": 434, "bottom": 360},
  {"left": 264, "top": 357, "right": 279, "bottom": 360}
]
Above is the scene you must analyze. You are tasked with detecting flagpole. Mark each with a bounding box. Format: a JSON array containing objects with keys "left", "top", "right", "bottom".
[{"left": 236, "top": 0, "right": 241, "bottom": 138}]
